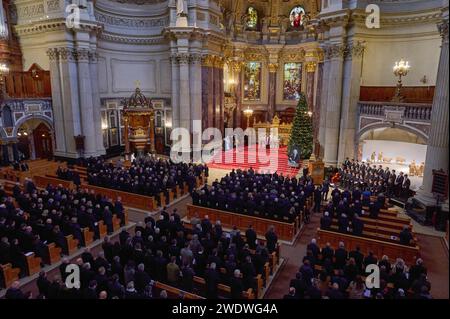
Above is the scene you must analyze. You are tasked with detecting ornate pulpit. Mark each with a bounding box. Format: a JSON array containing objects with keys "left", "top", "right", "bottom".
[
  {"left": 308, "top": 154, "right": 325, "bottom": 185},
  {"left": 122, "top": 87, "right": 155, "bottom": 157}
]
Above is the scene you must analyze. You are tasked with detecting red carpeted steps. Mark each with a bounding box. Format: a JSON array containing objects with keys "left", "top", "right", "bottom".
[{"left": 207, "top": 145, "right": 302, "bottom": 177}]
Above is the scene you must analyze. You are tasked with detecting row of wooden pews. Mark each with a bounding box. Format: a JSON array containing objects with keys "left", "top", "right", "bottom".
[
  {"left": 186, "top": 204, "right": 302, "bottom": 242},
  {"left": 0, "top": 180, "right": 130, "bottom": 288},
  {"left": 34, "top": 172, "right": 206, "bottom": 212},
  {"left": 1, "top": 159, "right": 66, "bottom": 184},
  {"left": 183, "top": 222, "right": 281, "bottom": 299},
  {"left": 327, "top": 211, "right": 417, "bottom": 246}
]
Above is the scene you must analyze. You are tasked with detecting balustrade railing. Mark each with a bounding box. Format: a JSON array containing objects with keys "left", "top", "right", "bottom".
[{"left": 358, "top": 101, "right": 432, "bottom": 121}]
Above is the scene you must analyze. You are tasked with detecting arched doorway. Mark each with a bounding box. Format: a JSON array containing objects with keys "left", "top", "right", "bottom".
[
  {"left": 33, "top": 123, "right": 53, "bottom": 158},
  {"left": 15, "top": 118, "right": 54, "bottom": 160}
]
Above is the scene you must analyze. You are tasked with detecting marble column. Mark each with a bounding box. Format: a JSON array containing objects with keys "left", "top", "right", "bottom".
[
  {"left": 315, "top": 63, "right": 324, "bottom": 157},
  {"left": 337, "top": 41, "right": 365, "bottom": 163},
  {"left": 76, "top": 48, "right": 97, "bottom": 157},
  {"left": 322, "top": 43, "right": 345, "bottom": 166},
  {"left": 202, "top": 55, "right": 215, "bottom": 129},
  {"left": 89, "top": 50, "right": 106, "bottom": 155},
  {"left": 178, "top": 53, "right": 191, "bottom": 132},
  {"left": 234, "top": 68, "right": 243, "bottom": 128},
  {"left": 171, "top": 53, "right": 180, "bottom": 130},
  {"left": 190, "top": 53, "right": 202, "bottom": 126},
  {"left": 218, "top": 65, "right": 225, "bottom": 134},
  {"left": 306, "top": 62, "right": 317, "bottom": 112},
  {"left": 213, "top": 58, "right": 222, "bottom": 132},
  {"left": 415, "top": 18, "right": 449, "bottom": 207},
  {"left": 46, "top": 48, "right": 67, "bottom": 155},
  {"left": 318, "top": 59, "right": 330, "bottom": 159},
  {"left": 55, "top": 47, "right": 81, "bottom": 158},
  {"left": 268, "top": 63, "right": 278, "bottom": 121}
]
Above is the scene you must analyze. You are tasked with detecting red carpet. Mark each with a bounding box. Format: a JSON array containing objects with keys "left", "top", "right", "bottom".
[{"left": 207, "top": 145, "right": 301, "bottom": 177}]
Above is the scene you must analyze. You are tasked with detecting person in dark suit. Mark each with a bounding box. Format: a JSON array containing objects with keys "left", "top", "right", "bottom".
[
  {"left": 5, "top": 281, "right": 30, "bottom": 299},
  {"left": 334, "top": 242, "right": 348, "bottom": 270},
  {"left": 230, "top": 269, "right": 244, "bottom": 299},
  {"left": 306, "top": 238, "right": 320, "bottom": 259},
  {"left": 402, "top": 174, "right": 411, "bottom": 199},
  {"left": 265, "top": 226, "right": 278, "bottom": 254},
  {"left": 37, "top": 271, "right": 51, "bottom": 298},
  {"left": 399, "top": 226, "right": 413, "bottom": 246},
  {"left": 204, "top": 263, "right": 219, "bottom": 299},
  {"left": 283, "top": 287, "right": 298, "bottom": 299},
  {"left": 245, "top": 225, "right": 257, "bottom": 250},
  {"left": 103, "top": 207, "right": 113, "bottom": 234},
  {"left": 352, "top": 215, "right": 364, "bottom": 236},
  {"left": 289, "top": 272, "right": 307, "bottom": 298},
  {"left": 338, "top": 214, "right": 349, "bottom": 233},
  {"left": 320, "top": 212, "right": 332, "bottom": 230}
]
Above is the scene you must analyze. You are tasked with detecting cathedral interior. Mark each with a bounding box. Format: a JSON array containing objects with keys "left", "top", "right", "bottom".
[{"left": 0, "top": 0, "right": 448, "bottom": 301}]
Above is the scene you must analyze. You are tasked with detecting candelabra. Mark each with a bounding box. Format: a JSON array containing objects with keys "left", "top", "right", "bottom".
[
  {"left": 243, "top": 106, "right": 254, "bottom": 128},
  {"left": 392, "top": 58, "right": 410, "bottom": 102}
]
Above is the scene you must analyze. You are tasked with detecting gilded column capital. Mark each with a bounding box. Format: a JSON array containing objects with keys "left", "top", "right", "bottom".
[
  {"left": 213, "top": 56, "right": 225, "bottom": 69},
  {"left": 268, "top": 63, "right": 279, "bottom": 73},
  {"left": 306, "top": 62, "right": 317, "bottom": 73},
  {"left": 201, "top": 54, "right": 215, "bottom": 67}
]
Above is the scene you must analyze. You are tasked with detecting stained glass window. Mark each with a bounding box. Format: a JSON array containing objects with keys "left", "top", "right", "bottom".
[
  {"left": 289, "top": 6, "right": 306, "bottom": 28},
  {"left": 283, "top": 62, "right": 302, "bottom": 101},
  {"left": 243, "top": 62, "right": 262, "bottom": 101},
  {"left": 246, "top": 7, "right": 258, "bottom": 29}
]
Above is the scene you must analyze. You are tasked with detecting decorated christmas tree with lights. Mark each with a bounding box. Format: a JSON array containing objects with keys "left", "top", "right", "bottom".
[{"left": 288, "top": 92, "right": 313, "bottom": 160}]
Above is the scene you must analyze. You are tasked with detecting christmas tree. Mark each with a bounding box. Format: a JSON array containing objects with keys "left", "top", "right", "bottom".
[{"left": 287, "top": 92, "right": 313, "bottom": 160}]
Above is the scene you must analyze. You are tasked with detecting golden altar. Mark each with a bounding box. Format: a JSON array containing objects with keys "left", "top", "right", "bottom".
[
  {"left": 122, "top": 88, "right": 155, "bottom": 156},
  {"left": 253, "top": 115, "right": 292, "bottom": 146}
]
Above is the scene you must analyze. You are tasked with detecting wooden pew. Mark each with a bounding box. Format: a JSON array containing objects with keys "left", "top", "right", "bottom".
[
  {"left": 153, "top": 281, "right": 204, "bottom": 299},
  {"left": 48, "top": 243, "right": 62, "bottom": 264},
  {"left": 82, "top": 228, "right": 95, "bottom": 246},
  {"left": 112, "top": 215, "right": 121, "bottom": 232},
  {"left": 65, "top": 235, "right": 79, "bottom": 255},
  {"left": 1, "top": 263, "right": 20, "bottom": 288},
  {"left": 193, "top": 276, "right": 256, "bottom": 299},
  {"left": 317, "top": 228, "right": 420, "bottom": 265},
  {"left": 34, "top": 175, "right": 75, "bottom": 190},
  {"left": 186, "top": 204, "right": 297, "bottom": 242},
  {"left": 25, "top": 253, "right": 42, "bottom": 276},
  {"left": 98, "top": 221, "right": 107, "bottom": 238},
  {"left": 79, "top": 183, "right": 157, "bottom": 212}
]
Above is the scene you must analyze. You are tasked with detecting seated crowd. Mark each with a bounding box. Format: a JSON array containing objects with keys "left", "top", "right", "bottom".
[
  {"left": 334, "top": 158, "right": 411, "bottom": 199},
  {"left": 56, "top": 167, "right": 81, "bottom": 186},
  {"left": 317, "top": 184, "right": 415, "bottom": 246},
  {"left": 5, "top": 207, "right": 279, "bottom": 299},
  {"left": 285, "top": 239, "right": 431, "bottom": 299},
  {"left": 0, "top": 180, "right": 126, "bottom": 282},
  {"left": 84, "top": 156, "right": 208, "bottom": 198},
  {"left": 192, "top": 168, "right": 315, "bottom": 223}
]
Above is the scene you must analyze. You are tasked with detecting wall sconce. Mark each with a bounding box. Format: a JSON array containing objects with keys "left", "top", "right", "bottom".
[{"left": 420, "top": 75, "right": 427, "bottom": 84}]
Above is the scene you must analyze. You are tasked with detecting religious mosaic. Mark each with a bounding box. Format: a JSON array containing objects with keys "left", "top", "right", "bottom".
[
  {"left": 243, "top": 62, "right": 262, "bottom": 101},
  {"left": 283, "top": 62, "right": 302, "bottom": 100}
]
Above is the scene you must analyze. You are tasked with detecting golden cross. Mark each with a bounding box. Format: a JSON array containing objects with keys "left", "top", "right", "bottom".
[{"left": 134, "top": 80, "right": 141, "bottom": 88}]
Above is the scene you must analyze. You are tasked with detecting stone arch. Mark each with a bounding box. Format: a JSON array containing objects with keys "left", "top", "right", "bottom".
[
  {"left": 357, "top": 122, "right": 428, "bottom": 144},
  {"left": 12, "top": 114, "right": 53, "bottom": 138}
]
